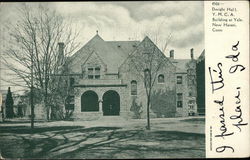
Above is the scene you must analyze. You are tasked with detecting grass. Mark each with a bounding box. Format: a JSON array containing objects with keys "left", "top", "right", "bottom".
[
  {"left": 180, "top": 117, "right": 205, "bottom": 123},
  {"left": 0, "top": 117, "right": 205, "bottom": 159}
]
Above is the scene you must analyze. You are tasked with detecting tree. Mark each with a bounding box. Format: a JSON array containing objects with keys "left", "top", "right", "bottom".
[
  {"left": 1, "top": 3, "right": 80, "bottom": 127},
  {"left": 5, "top": 87, "right": 14, "bottom": 118},
  {"left": 124, "top": 36, "right": 172, "bottom": 130}
]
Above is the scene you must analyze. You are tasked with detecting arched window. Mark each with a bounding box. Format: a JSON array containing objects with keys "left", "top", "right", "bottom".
[
  {"left": 131, "top": 80, "right": 137, "bottom": 95},
  {"left": 144, "top": 69, "right": 150, "bottom": 87},
  {"left": 144, "top": 69, "right": 150, "bottom": 76},
  {"left": 158, "top": 74, "right": 164, "bottom": 83}
]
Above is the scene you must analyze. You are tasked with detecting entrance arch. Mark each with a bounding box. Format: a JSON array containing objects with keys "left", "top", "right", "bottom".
[
  {"left": 102, "top": 90, "right": 120, "bottom": 116},
  {"left": 81, "top": 90, "right": 99, "bottom": 112}
]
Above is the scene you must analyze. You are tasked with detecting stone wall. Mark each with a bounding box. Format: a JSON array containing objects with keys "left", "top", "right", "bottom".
[
  {"left": 175, "top": 59, "right": 198, "bottom": 117},
  {"left": 119, "top": 37, "right": 177, "bottom": 118},
  {"left": 73, "top": 86, "right": 129, "bottom": 120}
]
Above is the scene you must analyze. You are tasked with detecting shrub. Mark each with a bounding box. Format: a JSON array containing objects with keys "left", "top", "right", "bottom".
[
  {"left": 5, "top": 87, "right": 14, "bottom": 118},
  {"left": 130, "top": 97, "right": 143, "bottom": 119}
]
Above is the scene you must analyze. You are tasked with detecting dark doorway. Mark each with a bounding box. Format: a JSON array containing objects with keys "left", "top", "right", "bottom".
[
  {"left": 81, "top": 91, "right": 99, "bottom": 112},
  {"left": 102, "top": 90, "right": 120, "bottom": 116}
]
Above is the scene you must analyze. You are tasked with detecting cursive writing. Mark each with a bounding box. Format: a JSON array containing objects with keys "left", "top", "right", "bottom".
[
  {"left": 214, "top": 96, "right": 234, "bottom": 139},
  {"left": 230, "top": 87, "right": 248, "bottom": 132},
  {"left": 216, "top": 145, "right": 234, "bottom": 153},
  {"left": 225, "top": 41, "right": 245, "bottom": 73},
  {"left": 209, "top": 63, "right": 224, "bottom": 93}
]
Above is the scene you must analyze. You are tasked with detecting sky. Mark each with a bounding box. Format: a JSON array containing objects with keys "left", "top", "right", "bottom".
[{"left": 0, "top": 1, "right": 204, "bottom": 94}]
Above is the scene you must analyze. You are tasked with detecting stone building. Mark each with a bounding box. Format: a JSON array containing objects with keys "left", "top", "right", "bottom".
[{"left": 60, "top": 32, "right": 201, "bottom": 120}]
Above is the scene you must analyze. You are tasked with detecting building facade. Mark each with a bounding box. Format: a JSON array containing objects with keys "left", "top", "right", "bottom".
[{"left": 61, "top": 33, "right": 200, "bottom": 120}]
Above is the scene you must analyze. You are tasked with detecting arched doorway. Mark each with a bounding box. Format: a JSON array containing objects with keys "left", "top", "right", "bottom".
[
  {"left": 81, "top": 91, "right": 99, "bottom": 112},
  {"left": 102, "top": 90, "right": 120, "bottom": 116}
]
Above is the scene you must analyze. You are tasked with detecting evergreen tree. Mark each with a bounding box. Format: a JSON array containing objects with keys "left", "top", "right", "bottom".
[{"left": 5, "top": 87, "right": 14, "bottom": 118}]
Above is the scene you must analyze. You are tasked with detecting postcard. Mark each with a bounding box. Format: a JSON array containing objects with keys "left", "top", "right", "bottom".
[{"left": 0, "top": 1, "right": 249, "bottom": 159}]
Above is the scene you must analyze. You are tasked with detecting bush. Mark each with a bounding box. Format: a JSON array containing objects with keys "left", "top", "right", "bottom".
[
  {"left": 130, "top": 97, "right": 143, "bottom": 119},
  {"left": 151, "top": 89, "right": 176, "bottom": 118}
]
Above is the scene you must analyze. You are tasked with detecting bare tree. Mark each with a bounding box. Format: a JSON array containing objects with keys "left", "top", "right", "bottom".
[
  {"left": 124, "top": 35, "right": 171, "bottom": 130},
  {"left": 0, "top": 3, "right": 80, "bottom": 126}
]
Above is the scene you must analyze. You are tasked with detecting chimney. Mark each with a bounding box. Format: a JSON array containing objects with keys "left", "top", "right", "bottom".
[
  {"left": 170, "top": 50, "right": 174, "bottom": 59},
  {"left": 190, "top": 48, "right": 194, "bottom": 59},
  {"left": 58, "top": 42, "right": 64, "bottom": 65}
]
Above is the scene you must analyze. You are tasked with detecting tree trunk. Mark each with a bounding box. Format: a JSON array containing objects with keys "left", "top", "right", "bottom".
[
  {"left": 45, "top": 93, "right": 50, "bottom": 121},
  {"left": 146, "top": 95, "right": 151, "bottom": 130},
  {"left": 30, "top": 47, "right": 34, "bottom": 129},
  {"left": 30, "top": 86, "right": 34, "bottom": 129},
  {"left": 45, "top": 69, "right": 50, "bottom": 121}
]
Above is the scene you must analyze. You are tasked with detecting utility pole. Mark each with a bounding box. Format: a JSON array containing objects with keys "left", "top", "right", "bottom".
[{"left": 30, "top": 46, "right": 34, "bottom": 129}]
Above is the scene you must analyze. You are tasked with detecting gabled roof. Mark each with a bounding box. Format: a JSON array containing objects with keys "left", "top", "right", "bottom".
[
  {"left": 69, "top": 34, "right": 140, "bottom": 74},
  {"left": 119, "top": 36, "right": 176, "bottom": 72}
]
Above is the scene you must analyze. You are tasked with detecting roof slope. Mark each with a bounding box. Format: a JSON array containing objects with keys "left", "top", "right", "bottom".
[
  {"left": 106, "top": 41, "right": 140, "bottom": 58},
  {"left": 119, "top": 36, "right": 176, "bottom": 73},
  {"left": 69, "top": 34, "right": 140, "bottom": 74}
]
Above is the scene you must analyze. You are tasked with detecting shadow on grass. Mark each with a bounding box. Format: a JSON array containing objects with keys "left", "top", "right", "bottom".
[
  {"left": 0, "top": 125, "right": 205, "bottom": 159},
  {"left": 57, "top": 129, "right": 205, "bottom": 159}
]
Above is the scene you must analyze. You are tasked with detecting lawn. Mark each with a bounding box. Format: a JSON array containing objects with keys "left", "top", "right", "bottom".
[{"left": 0, "top": 117, "right": 205, "bottom": 159}]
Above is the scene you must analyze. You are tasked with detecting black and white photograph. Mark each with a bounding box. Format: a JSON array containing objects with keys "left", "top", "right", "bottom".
[{"left": 0, "top": 1, "right": 206, "bottom": 159}]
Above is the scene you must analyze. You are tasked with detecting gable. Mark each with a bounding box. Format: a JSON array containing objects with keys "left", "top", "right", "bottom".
[
  {"left": 68, "top": 34, "right": 140, "bottom": 74},
  {"left": 119, "top": 36, "right": 176, "bottom": 73},
  {"left": 83, "top": 51, "right": 106, "bottom": 68}
]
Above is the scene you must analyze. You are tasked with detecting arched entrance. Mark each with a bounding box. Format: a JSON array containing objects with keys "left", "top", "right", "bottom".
[
  {"left": 81, "top": 91, "right": 99, "bottom": 112},
  {"left": 102, "top": 90, "right": 120, "bottom": 116}
]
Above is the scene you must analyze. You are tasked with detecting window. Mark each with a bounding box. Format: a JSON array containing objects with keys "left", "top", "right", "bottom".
[
  {"left": 144, "top": 69, "right": 150, "bottom": 79},
  {"left": 69, "top": 77, "right": 75, "bottom": 87},
  {"left": 188, "top": 100, "right": 195, "bottom": 109},
  {"left": 94, "top": 67, "right": 100, "bottom": 79},
  {"left": 131, "top": 80, "right": 137, "bottom": 95},
  {"left": 177, "top": 93, "right": 183, "bottom": 108},
  {"left": 144, "top": 69, "right": 150, "bottom": 87},
  {"left": 88, "top": 68, "right": 94, "bottom": 79},
  {"left": 144, "top": 69, "right": 150, "bottom": 75},
  {"left": 158, "top": 74, "right": 164, "bottom": 83},
  {"left": 177, "top": 76, "right": 182, "bottom": 84},
  {"left": 88, "top": 67, "right": 100, "bottom": 79}
]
